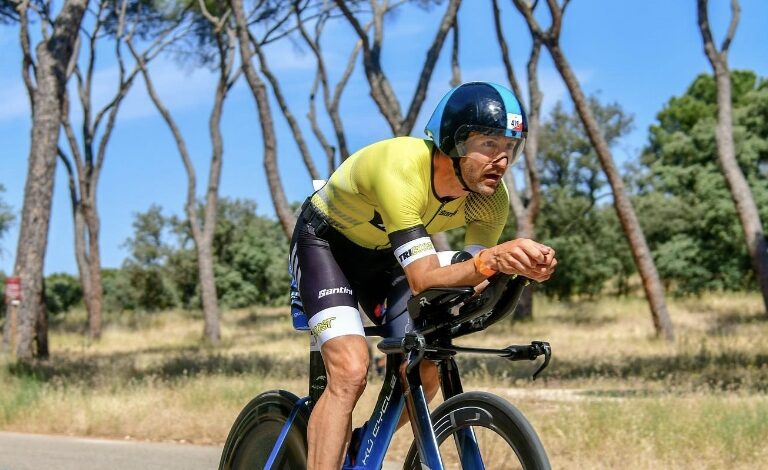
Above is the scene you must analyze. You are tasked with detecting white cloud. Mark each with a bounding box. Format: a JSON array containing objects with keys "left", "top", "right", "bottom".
[
  {"left": 114, "top": 61, "right": 219, "bottom": 120},
  {"left": 0, "top": 61, "right": 220, "bottom": 125},
  {"left": 261, "top": 37, "right": 317, "bottom": 72}
]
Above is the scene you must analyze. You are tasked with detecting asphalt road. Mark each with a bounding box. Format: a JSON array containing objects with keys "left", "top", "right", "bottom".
[
  {"left": 0, "top": 432, "right": 221, "bottom": 470},
  {"left": 0, "top": 432, "right": 401, "bottom": 469}
]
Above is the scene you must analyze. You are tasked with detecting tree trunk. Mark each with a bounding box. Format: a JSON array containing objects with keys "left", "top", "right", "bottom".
[
  {"left": 232, "top": 0, "right": 296, "bottom": 237},
  {"left": 698, "top": 0, "right": 768, "bottom": 314},
  {"left": 494, "top": 0, "right": 543, "bottom": 320},
  {"left": 198, "top": 243, "right": 220, "bottom": 342},
  {"left": 333, "top": 0, "right": 462, "bottom": 136},
  {"left": 548, "top": 42, "right": 674, "bottom": 341},
  {"left": 35, "top": 280, "right": 49, "bottom": 358},
  {"left": 712, "top": 69, "right": 768, "bottom": 314},
  {"left": 128, "top": 25, "right": 227, "bottom": 343},
  {"left": 84, "top": 204, "right": 103, "bottom": 339},
  {"left": 8, "top": 0, "right": 88, "bottom": 360}
]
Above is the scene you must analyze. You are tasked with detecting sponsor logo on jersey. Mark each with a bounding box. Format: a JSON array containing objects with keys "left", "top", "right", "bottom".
[
  {"left": 438, "top": 208, "right": 458, "bottom": 217},
  {"left": 368, "top": 211, "right": 386, "bottom": 231},
  {"left": 311, "top": 317, "right": 336, "bottom": 336},
  {"left": 394, "top": 237, "right": 436, "bottom": 268},
  {"left": 507, "top": 113, "right": 524, "bottom": 131},
  {"left": 318, "top": 287, "right": 353, "bottom": 299}
]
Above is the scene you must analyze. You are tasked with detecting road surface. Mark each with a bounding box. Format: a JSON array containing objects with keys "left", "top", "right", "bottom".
[
  {"left": 0, "top": 431, "right": 401, "bottom": 469},
  {"left": 0, "top": 432, "right": 220, "bottom": 470}
]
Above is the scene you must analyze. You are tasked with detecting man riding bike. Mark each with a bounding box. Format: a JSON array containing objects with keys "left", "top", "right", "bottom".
[{"left": 288, "top": 81, "right": 558, "bottom": 469}]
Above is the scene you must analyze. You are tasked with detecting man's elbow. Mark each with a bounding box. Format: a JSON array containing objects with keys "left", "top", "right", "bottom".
[{"left": 408, "top": 276, "right": 431, "bottom": 295}]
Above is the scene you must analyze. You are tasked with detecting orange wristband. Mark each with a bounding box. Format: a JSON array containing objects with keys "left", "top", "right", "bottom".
[{"left": 473, "top": 249, "right": 497, "bottom": 277}]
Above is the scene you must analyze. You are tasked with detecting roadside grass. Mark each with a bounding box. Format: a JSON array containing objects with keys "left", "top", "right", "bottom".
[{"left": 1, "top": 292, "right": 766, "bottom": 468}]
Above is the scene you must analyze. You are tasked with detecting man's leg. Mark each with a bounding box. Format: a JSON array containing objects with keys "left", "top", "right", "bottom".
[
  {"left": 307, "top": 334, "right": 370, "bottom": 470},
  {"left": 396, "top": 360, "right": 439, "bottom": 429}
]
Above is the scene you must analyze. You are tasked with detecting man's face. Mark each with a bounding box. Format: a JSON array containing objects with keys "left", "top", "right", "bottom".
[{"left": 457, "top": 133, "right": 518, "bottom": 195}]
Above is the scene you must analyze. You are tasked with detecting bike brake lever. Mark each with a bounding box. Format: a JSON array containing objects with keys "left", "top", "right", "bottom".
[{"left": 531, "top": 341, "right": 551, "bottom": 381}]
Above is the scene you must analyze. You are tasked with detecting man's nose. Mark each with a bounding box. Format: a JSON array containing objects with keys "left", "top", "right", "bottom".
[{"left": 491, "top": 154, "right": 509, "bottom": 168}]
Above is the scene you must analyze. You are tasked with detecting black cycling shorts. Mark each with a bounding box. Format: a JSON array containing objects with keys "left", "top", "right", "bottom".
[{"left": 289, "top": 202, "right": 412, "bottom": 345}]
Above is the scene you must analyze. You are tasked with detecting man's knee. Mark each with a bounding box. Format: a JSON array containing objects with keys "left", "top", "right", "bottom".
[{"left": 322, "top": 335, "right": 369, "bottom": 401}]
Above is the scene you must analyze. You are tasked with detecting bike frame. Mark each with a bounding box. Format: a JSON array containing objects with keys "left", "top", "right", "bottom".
[
  {"left": 264, "top": 348, "right": 485, "bottom": 470},
  {"left": 260, "top": 275, "right": 551, "bottom": 469}
]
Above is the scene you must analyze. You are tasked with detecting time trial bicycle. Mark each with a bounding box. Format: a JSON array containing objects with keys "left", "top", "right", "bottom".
[{"left": 219, "top": 263, "right": 552, "bottom": 469}]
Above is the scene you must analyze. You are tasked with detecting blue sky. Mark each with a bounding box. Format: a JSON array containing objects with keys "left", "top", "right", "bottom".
[{"left": 1, "top": 0, "right": 767, "bottom": 275}]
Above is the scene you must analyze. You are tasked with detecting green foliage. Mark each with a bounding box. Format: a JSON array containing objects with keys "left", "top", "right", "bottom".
[
  {"left": 105, "top": 199, "right": 290, "bottom": 312},
  {"left": 533, "top": 97, "right": 635, "bottom": 299},
  {"left": 119, "top": 205, "right": 179, "bottom": 312},
  {"left": 0, "top": 184, "right": 14, "bottom": 247},
  {"left": 0, "top": 184, "right": 14, "bottom": 318},
  {"left": 43, "top": 273, "right": 83, "bottom": 315},
  {"left": 169, "top": 198, "right": 290, "bottom": 309},
  {"left": 101, "top": 268, "right": 137, "bottom": 312},
  {"left": 0, "top": 271, "right": 5, "bottom": 319},
  {"left": 637, "top": 71, "right": 768, "bottom": 294}
]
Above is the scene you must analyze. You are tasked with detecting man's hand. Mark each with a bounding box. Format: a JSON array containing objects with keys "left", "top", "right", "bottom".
[{"left": 481, "top": 239, "right": 557, "bottom": 282}]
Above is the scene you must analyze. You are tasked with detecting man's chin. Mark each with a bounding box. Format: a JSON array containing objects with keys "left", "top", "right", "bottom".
[{"left": 473, "top": 182, "right": 498, "bottom": 195}]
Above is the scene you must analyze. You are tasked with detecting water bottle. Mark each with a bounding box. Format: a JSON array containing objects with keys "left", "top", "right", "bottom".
[{"left": 289, "top": 277, "right": 309, "bottom": 330}]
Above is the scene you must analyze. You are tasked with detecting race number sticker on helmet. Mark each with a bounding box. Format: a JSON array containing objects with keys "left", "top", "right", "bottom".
[
  {"left": 507, "top": 113, "right": 524, "bottom": 132},
  {"left": 394, "top": 237, "right": 436, "bottom": 268}
]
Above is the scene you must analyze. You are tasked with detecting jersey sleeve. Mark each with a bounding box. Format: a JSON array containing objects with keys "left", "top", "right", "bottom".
[
  {"left": 365, "top": 142, "right": 436, "bottom": 267},
  {"left": 353, "top": 139, "right": 430, "bottom": 238},
  {"left": 464, "top": 180, "right": 510, "bottom": 248}
]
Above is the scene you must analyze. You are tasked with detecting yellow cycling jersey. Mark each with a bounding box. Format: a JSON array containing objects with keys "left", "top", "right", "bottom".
[{"left": 310, "top": 136, "right": 509, "bottom": 250}]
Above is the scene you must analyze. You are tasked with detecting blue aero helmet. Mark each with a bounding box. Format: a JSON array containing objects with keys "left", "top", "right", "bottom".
[{"left": 425, "top": 81, "right": 528, "bottom": 166}]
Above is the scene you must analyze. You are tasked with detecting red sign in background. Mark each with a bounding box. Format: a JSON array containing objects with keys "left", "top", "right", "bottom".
[{"left": 4, "top": 276, "right": 21, "bottom": 304}]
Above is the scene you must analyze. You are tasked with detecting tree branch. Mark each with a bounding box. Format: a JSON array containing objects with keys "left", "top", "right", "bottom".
[
  {"left": 721, "top": 0, "right": 740, "bottom": 53},
  {"left": 493, "top": 0, "right": 524, "bottom": 107},
  {"left": 450, "top": 15, "right": 461, "bottom": 87},
  {"left": 17, "top": 0, "right": 37, "bottom": 107},
  {"left": 126, "top": 34, "right": 199, "bottom": 238},
  {"left": 697, "top": 0, "right": 722, "bottom": 69},
  {"left": 401, "top": 0, "right": 463, "bottom": 135},
  {"left": 249, "top": 31, "right": 321, "bottom": 181}
]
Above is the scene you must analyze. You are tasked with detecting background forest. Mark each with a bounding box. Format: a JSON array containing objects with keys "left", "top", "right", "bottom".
[
  {"left": 0, "top": 0, "right": 766, "bottom": 350},
  {"left": 2, "top": 71, "right": 766, "bottom": 322}
]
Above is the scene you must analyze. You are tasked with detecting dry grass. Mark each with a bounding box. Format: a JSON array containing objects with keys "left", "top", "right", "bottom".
[{"left": 1, "top": 292, "right": 767, "bottom": 468}]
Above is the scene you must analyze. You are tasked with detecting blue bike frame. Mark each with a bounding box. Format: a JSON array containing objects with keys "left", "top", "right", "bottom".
[{"left": 264, "top": 351, "right": 486, "bottom": 470}]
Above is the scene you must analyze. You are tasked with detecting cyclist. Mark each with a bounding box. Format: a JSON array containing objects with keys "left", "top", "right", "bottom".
[{"left": 289, "top": 81, "right": 557, "bottom": 469}]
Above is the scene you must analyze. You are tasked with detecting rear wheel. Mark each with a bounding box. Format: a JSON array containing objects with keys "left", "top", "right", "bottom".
[
  {"left": 403, "top": 391, "right": 550, "bottom": 470},
  {"left": 219, "top": 390, "right": 309, "bottom": 470}
]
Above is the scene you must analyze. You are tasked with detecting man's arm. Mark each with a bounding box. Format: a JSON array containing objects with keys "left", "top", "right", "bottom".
[{"left": 397, "top": 234, "right": 557, "bottom": 294}]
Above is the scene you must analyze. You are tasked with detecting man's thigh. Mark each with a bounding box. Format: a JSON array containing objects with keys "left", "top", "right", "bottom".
[{"left": 291, "top": 224, "right": 365, "bottom": 345}]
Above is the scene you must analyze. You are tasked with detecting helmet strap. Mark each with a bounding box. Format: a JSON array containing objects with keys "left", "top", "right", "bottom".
[{"left": 452, "top": 157, "right": 477, "bottom": 194}]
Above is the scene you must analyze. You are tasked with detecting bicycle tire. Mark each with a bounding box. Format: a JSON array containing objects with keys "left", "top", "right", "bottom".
[
  {"left": 219, "top": 389, "right": 309, "bottom": 470},
  {"left": 403, "top": 391, "right": 550, "bottom": 470}
]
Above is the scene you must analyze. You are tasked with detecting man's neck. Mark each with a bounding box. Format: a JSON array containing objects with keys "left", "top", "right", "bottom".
[{"left": 433, "top": 150, "right": 467, "bottom": 199}]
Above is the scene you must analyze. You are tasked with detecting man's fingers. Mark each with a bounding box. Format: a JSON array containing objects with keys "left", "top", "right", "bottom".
[{"left": 518, "top": 242, "right": 547, "bottom": 263}]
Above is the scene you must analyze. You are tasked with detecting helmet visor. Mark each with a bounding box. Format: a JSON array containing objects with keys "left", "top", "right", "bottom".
[{"left": 455, "top": 127, "right": 526, "bottom": 165}]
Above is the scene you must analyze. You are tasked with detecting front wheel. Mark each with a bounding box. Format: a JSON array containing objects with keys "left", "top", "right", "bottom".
[
  {"left": 404, "top": 391, "right": 550, "bottom": 470},
  {"left": 219, "top": 389, "right": 309, "bottom": 470}
]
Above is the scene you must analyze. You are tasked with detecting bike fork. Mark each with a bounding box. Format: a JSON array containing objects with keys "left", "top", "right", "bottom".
[
  {"left": 440, "top": 358, "right": 485, "bottom": 469},
  {"left": 402, "top": 349, "right": 445, "bottom": 470},
  {"left": 264, "top": 397, "right": 311, "bottom": 470}
]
